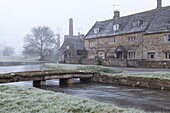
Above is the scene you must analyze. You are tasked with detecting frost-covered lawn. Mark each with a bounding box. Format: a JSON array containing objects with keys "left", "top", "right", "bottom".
[
  {"left": 110, "top": 72, "right": 170, "bottom": 80},
  {"left": 0, "top": 85, "right": 145, "bottom": 113},
  {"left": 44, "top": 63, "right": 122, "bottom": 74},
  {"left": 44, "top": 63, "right": 170, "bottom": 80}
]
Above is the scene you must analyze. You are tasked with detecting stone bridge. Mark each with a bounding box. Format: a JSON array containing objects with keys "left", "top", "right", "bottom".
[{"left": 0, "top": 70, "right": 96, "bottom": 87}]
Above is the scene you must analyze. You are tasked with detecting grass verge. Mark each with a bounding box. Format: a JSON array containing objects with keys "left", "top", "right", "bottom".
[
  {"left": 0, "top": 85, "right": 145, "bottom": 113},
  {"left": 44, "top": 63, "right": 122, "bottom": 74}
]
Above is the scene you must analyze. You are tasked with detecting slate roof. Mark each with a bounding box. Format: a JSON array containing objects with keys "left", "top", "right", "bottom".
[
  {"left": 85, "top": 6, "right": 170, "bottom": 39},
  {"left": 59, "top": 36, "right": 84, "bottom": 53}
]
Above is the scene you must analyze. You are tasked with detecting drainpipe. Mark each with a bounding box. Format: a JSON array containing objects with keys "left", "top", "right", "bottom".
[{"left": 142, "top": 33, "right": 144, "bottom": 60}]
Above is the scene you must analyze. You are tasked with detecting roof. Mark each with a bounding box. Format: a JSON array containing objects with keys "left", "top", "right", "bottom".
[
  {"left": 59, "top": 36, "right": 84, "bottom": 53},
  {"left": 85, "top": 6, "right": 170, "bottom": 39}
]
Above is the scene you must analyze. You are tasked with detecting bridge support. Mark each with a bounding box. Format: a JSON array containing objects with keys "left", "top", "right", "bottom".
[
  {"left": 59, "top": 78, "right": 73, "bottom": 87},
  {"left": 33, "top": 80, "right": 46, "bottom": 87}
]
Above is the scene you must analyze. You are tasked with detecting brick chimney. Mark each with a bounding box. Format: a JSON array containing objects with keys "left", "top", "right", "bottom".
[
  {"left": 69, "top": 18, "right": 73, "bottom": 36},
  {"left": 157, "top": 0, "right": 162, "bottom": 9},
  {"left": 113, "top": 10, "right": 120, "bottom": 22}
]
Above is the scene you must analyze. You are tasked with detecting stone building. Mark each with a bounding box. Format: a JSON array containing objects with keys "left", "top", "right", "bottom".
[
  {"left": 59, "top": 18, "right": 86, "bottom": 63},
  {"left": 84, "top": 0, "right": 170, "bottom": 62}
]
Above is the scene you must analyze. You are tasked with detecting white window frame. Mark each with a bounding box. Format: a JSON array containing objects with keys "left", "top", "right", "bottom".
[
  {"left": 128, "top": 36, "right": 136, "bottom": 44},
  {"left": 128, "top": 51, "right": 136, "bottom": 59},
  {"left": 132, "top": 20, "right": 142, "bottom": 27},
  {"left": 148, "top": 52, "right": 155, "bottom": 60},
  {"left": 165, "top": 52, "right": 170, "bottom": 60},
  {"left": 109, "top": 37, "right": 116, "bottom": 43},
  {"left": 164, "top": 35, "right": 170, "bottom": 43},
  {"left": 89, "top": 42, "right": 95, "bottom": 47},
  {"left": 94, "top": 28, "right": 100, "bottom": 34},
  {"left": 113, "top": 24, "right": 119, "bottom": 31}
]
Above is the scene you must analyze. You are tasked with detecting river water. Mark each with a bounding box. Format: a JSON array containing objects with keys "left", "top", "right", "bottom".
[{"left": 0, "top": 65, "right": 170, "bottom": 112}]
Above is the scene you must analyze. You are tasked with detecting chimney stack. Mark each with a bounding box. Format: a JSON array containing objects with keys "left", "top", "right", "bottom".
[
  {"left": 157, "top": 0, "right": 162, "bottom": 9},
  {"left": 69, "top": 18, "right": 73, "bottom": 36},
  {"left": 113, "top": 10, "right": 120, "bottom": 21}
]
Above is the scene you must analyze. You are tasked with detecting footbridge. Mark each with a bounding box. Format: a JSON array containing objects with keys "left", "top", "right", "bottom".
[{"left": 0, "top": 70, "right": 96, "bottom": 87}]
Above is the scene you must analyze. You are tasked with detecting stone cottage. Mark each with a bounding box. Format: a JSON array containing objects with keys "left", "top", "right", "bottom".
[
  {"left": 59, "top": 18, "right": 86, "bottom": 63},
  {"left": 84, "top": 0, "right": 170, "bottom": 64}
]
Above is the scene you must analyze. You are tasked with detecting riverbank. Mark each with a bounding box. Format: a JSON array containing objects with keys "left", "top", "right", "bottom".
[
  {"left": 0, "top": 85, "right": 144, "bottom": 113},
  {"left": 0, "top": 56, "right": 46, "bottom": 66},
  {"left": 45, "top": 64, "right": 170, "bottom": 90}
]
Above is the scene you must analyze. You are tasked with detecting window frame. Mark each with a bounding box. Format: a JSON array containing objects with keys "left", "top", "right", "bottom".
[
  {"left": 109, "top": 37, "right": 116, "bottom": 43},
  {"left": 147, "top": 52, "right": 155, "bottom": 60},
  {"left": 113, "top": 24, "right": 119, "bottom": 31},
  {"left": 94, "top": 28, "right": 100, "bottom": 34},
  {"left": 165, "top": 52, "right": 170, "bottom": 59},
  {"left": 128, "top": 36, "right": 136, "bottom": 44}
]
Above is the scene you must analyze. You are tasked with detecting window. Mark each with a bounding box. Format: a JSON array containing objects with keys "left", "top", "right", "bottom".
[
  {"left": 128, "top": 36, "right": 136, "bottom": 44},
  {"left": 128, "top": 52, "right": 136, "bottom": 59},
  {"left": 132, "top": 20, "right": 142, "bottom": 27},
  {"left": 66, "top": 46, "right": 69, "bottom": 49},
  {"left": 165, "top": 52, "right": 170, "bottom": 59},
  {"left": 94, "top": 28, "right": 100, "bottom": 33},
  {"left": 148, "top": 52, "right": 155, "bottom": 60},
  {"left": 113, "top": 24, "right": 119, "bottom": 31},
  {"left": 89, "top": 42, "right": 95, "bottom": 47},
  {"left": 164, "top": 35, "right": 170, "bottom": 43},
  {"left": 109, "top": 37, "right": 116, "bottom": 43}
]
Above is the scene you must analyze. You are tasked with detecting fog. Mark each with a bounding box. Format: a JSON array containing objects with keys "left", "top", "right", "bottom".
[{"left": 0, "top": 0, "right": 170, "bottom": 54}]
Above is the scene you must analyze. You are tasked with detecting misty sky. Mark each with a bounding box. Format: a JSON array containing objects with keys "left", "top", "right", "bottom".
[{"left": 0, "top": 0, "right": 170, "bottom": 54}]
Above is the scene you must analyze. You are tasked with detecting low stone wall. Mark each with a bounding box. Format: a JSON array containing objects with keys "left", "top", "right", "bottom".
[
  {"left": 81, "top": 58, "right": 98, "bottom": 65},
  {"left": 128, "top": 60, "right": 170, "bottom": 69},
  {"left": 102, "top": 59, "right": 127, "bottom": 67},
  {"left": 64, "top": 58, "right": 170, "bottom": 69},
  {"left": 92, "top": 73, "right": 170, "bottom": 90}
]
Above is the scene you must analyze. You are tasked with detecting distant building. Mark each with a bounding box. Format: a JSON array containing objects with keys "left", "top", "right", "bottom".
[
  {"left": 84, "top": 0, "right": 170, "bottom": 62},
  {"left": 59, "top": 18, "right": 86, "bottom": 63}
]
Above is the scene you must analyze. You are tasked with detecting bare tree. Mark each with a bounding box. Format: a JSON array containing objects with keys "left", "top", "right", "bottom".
[
  {"left": 23, "top": 26, "right": 56, "bottom": 60},
  {"left": 3, "top": 46, "right": 15, "bottom": 56}
]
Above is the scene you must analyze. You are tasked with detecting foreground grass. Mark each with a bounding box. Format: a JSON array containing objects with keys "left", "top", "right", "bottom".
[
  {"left": 0, "top": 85, "right": 145, "bottom": 113},
  {"left": 111, "top": 72, "right": 170, "bottom": 80},
  {"left": 44, "top": 63, "right": 122, "bottom": 74}
]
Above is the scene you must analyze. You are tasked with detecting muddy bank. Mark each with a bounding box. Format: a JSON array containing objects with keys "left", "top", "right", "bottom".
[{"left": 92, "top": 73, "right": 170, "bottom": 90}]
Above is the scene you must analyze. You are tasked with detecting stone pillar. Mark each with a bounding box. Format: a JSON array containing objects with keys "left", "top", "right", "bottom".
[
  {"left": 59, "top": 78, "right": 73, "bottom": 87},
  {"left": 33, "top": 80, "right": 46, "bottom": 87}
]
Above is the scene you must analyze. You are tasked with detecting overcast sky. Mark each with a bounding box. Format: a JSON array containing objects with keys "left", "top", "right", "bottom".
[{"left": 0, "top": 0, "right": 170, "bottom": 54}]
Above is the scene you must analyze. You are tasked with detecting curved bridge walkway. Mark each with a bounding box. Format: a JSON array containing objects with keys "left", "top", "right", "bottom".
[{"left": 0, "top": 70, "right": 96, "bottom": 87}]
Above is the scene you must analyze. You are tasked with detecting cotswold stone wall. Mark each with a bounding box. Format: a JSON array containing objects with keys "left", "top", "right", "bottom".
[
  {"left": 102, "top": 59, "right": 127, "bottom": 67},
  {"left": 92, "top": 73, "right": 170, "bottom": 90},
  {"left": 128, "top": 60, "right": 170, "bottom": 68},
  {"left": 64, "top": 58, "right": 170, "bottom": 69}
]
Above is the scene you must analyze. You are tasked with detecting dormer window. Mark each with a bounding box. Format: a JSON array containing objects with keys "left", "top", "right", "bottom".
[
  {"left": 113, "top": 24, "right": 119, "bottom": 31},
  {"left": 94, "top": 28, "right": 100, "bottom": 33},
  {"left": 132, "top": 20, "right": 142, "bottom": 27}
]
